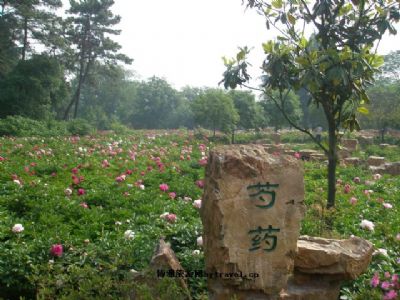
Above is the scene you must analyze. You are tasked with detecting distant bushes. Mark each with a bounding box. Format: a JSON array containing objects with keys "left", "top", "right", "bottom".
[{"left": 0, "top": 116, "right": 96, "bottom": 137}]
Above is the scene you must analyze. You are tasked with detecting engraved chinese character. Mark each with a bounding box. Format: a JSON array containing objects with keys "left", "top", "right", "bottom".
[
  {"left": 248, "top": 225, "right": 280, "bottom": 252},
  {"left": 247, "top": 182, "right": 279, "bottom": 209}
]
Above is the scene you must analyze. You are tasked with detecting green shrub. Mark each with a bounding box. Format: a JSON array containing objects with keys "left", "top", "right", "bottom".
[{"left": 66, "top": 118, "right": 94, "bottom": 135}]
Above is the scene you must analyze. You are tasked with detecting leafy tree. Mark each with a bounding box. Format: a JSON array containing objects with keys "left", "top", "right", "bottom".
[
  {"left": 229, "top": 90, "right": 267, "bottom": 130},
  {"left": 376, "top": 50, "right": 400, "bottom": 83},
  {"left": 260, "top": 89, "right": 302, "bottom": 131},
  {"left": 63, "top": 0, "right": 132, "bottom": 120},
  {"left": 1, "top": 0, "right": 63, "bottom": 60},
  {"left": 192, "top": 89, "right": 239, "bottom": 137},
  {"left": 0, "top": 55, "right": 69, "bottom": 119},
  {"left": 359, "top": 82, "right": 400, "bottom": 141},
  {"left": 0, "top": 5, "right": 19, "bottom": 78},
  {"left": 221, "top": 0, "right": 399, "bottom": 208},
  {"left": 127, "top": 77, "right": 184, "bottom": 129}
]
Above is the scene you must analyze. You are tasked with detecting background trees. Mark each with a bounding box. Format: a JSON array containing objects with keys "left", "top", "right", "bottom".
[{"left": 191, "top": 89, "right": 239, "bottom": 137}]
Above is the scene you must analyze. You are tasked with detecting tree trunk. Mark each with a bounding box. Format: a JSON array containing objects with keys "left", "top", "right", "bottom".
[
  {"left": 22, "top": 17, "right": 28, "bottom": 60},
  {"left": 327, "top": 122, "right": 337, "bottom": 209},
  {"left": 231, "top": 129, "right": 235, "bottom": 144}
]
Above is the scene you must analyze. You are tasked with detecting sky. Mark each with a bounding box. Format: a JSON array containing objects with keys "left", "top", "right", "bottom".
[{"left": 93, "top": 1, "right": 400, "bottom": 89}]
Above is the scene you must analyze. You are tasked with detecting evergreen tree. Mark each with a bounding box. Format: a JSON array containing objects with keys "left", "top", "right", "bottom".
[{"left": 63, "top": 0, "right": 132, "bottom": 120}]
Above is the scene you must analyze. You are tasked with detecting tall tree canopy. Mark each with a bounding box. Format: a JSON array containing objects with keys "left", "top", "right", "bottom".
[
  {"left": 63, "top": 0, "right": 132, "bottom": 119},
  {"left": 221, "top": 0, "right": 399, "bottom": 208}
]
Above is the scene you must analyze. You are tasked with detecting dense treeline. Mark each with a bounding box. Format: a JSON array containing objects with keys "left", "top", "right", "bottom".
[{"left": 0, "top": 1, "right": 399, "bottom": 135}]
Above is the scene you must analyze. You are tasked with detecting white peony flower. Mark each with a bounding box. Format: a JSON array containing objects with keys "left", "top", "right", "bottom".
[
  {"left": 192, "top": 250, "right": 201, "bottom": 255},
  {"left": 124, "top": 230, "right": 135, "bottom": 240},
  {"left": 197, "top": 236, "right": 203, "bottom": 247},
  {"left": 360, "top": 219, "right": 375, "bottom": 231},
  {"left": 12, "top": 224, "right": 24, "bottom": 233}
]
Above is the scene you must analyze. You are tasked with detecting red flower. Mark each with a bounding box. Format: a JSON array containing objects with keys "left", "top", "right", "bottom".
[
  {"left": 159, "top": 183, "right": 169, "bottom": 192},
  {"left": 78, "top": 188, "right": 85, "bottom": 195},
  {"left": 50, "top": 244, "right": 63, "bottom": 257},
  {"left": 196, "top": 180, "right": 204, "bottom": 189}
]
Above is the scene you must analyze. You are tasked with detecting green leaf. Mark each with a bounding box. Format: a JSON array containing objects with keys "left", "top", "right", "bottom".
[
  {"left": 262, "top": 41, "right": 274, "bottom": 54},
  {"left": 357, "top": 106, "right": 369, "bottom": 115},
  {"left": 272, "top": 0, "right": 283, "bottom": 9},
  {"left": 288, "top": 14, "right": 296, "bottom": 25},
  {"left": 299, "top": 37, "right": 308, "bottom": 49}
]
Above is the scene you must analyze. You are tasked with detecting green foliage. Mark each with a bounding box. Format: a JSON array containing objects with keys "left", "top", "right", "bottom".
[
  {"left": 0, "top": 55, "right": 69, "bottom": 120},
  {"left": 229, "top": 90, "right": 267, "bottom": 129},
  {"left": 0, "top": 116, "right": 94, "bottom": 137},
  {"left": 260, "top": 89, "right": 302, "bottom": 131},
  {"left": 192, "top": 89, "right": 239, "bottom": 135},
  {"left": 359, "top": 81, "right": 400, "bottom": 130},
  {"left": 127, "top": 77, "right": 188, "bottom": 129},
  {"left": 66, "top": 118, "right": 94, "bottom": 136}
]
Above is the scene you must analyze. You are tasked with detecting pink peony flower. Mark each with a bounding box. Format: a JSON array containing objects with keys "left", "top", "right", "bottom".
[
  {"left": 193, "top": 199, "right": 202, "bottom": 209},
  {"left": 385, "top": 272, "right": 391, "bottom": 278},
  {"left": 50, "top": 244, "right": 63, "bottom": 257},
  {"left": 79, "top": 202, "right": 88, "bottom": 208},
  {"left": 102, "top": 160, "right": 110, "bottom": 168},
  {"left": 383, "top": 290, "right": 398, "bottom": 300},
  {"left": 344, "top": 184, "right": 351, "bottom": 194},
  {"left": 115, "top": 175, "right": 126, "bottom": 182},
  {"left": 71, "top": 167, "right": 79, "bottom": 174},
  {"left": 381, "top": 281, "right": 392, "bottom": 289},
  {"left": 294, "top": 152, "right": 301, "bottom": 159},
  {"left": 383, "top": 203, "right": 393, "bottom": 209},
  {"left": 371, "top": 272, "right": 380, "bottom": 287},
  {"left": 198, "top": 158, "right": 208, "bottom": 166},
  {"left": 168, "top": 192, "right": 176, "bottom": 199},
  {"left": 392, "top": 274, "right": 398, "bottom": 282},
  {"left": 196, "top": 180, "right": 204, "bottom": 189},
  {"left": 353, "top": 177, "right": 361, "bottom": 183},
  {"left": 166, "top": 213, "right": 177, "bottom": 223},
  {"left": 0, "top": 156, "right": 5, "bottom": 161},
  {"left": 349, "top": 197, "right": 358, "bottom": 205},
  {"left": 78, "top": 188, "right": 85, "bottom": 196},
  {"left": 159, "top": 183, "right": 169, "bottom": 192}
]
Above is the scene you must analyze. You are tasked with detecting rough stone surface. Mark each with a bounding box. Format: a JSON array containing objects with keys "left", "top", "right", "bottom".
[
  {"left": 358, "top": 136, "right": 374, "bottom": 146},
  {"left": 342, "top": 139, "right": 358, "bottom": 151},
  {"left": 344, "top": 157, "right": 361, "bottom": 166},
  {"left": 369, "top": 162, "right": 400, "bottom": 175},
  {"left": 383, "top": 162, "right": 400, "bottom": 175},
  {"left": 201, "top": 145, "right": 305, "bottom": 297},
  {"left": 338, "top": 148, "right": 351, "bottom": 159},
  {"left": 149, "top": 239, "right": 190, "bottom": 296},
  {"left": 294, "top": 236, "right": 374, "bottom": 280},
  {"left": 299, "top": 149, "right": 318, "bottom": 161},
  {"left": 271, "top": 133, "right": 281, "bottom": 144},
  {"left": 367, "top": 156, "right": 385, "bottom": 166},
  {"left": 280, "top": 276, "right": 341, "bottom": 300}
]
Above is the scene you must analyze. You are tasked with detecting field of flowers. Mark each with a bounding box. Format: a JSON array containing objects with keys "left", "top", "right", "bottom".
[{"left": 0, "top": 130, "right": 399, "bottom": 299}]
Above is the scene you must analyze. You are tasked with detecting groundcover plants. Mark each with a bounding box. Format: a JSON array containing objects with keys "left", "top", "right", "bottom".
[{"left": 0, "top": 130, "right": 398, "bottom": 299}]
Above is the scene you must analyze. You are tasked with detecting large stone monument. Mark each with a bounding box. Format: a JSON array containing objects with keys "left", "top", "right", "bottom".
[
  {"left": 200, "top": 145, "right": 306, "bottom": 299},
  {"left": 200, "top": 145, "right": 373, "bottom": 300}
]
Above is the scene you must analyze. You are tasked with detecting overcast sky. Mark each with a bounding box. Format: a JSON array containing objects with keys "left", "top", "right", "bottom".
[{"left": 101, "top": 1, "right": 400, "bottom": 89}]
